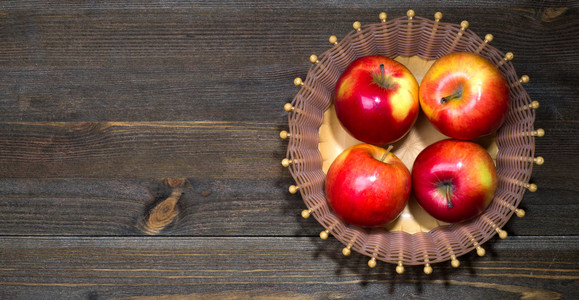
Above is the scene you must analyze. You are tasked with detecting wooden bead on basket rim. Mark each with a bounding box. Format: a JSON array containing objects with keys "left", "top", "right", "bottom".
[
  {"left": 293, "top": 77, "right": 303, "bottom": 86},
  {"left": 368, "top": 257, "right": 377, "bottom": 268},
  {"left": 520, "top": 75, "right": 530, "bottom": 83},
  {"left": 529, "top": 128, "right": 545, "bottom": 137},
  {"left": 281, "top": 158, "right": 292, "bottom": 167},
  {"left": 497, "top": 228, "right": 508, "bottom": 239},
  {"left": 526, "top": 183, "right": 538, "bottom": 192},
  {"left": 460, "top": 20, "right": 469, "bottom": 30},
  {"left": 451, "top": 256, "right": 460, "bottom": 268},
  {"left": 434, "top": 12, "right": 443, "bottom": 21},
  {"left": 396, "top": 261, "right": 404, "bottom": 274},
  {"left": 309, "top": 54, "right": 319, "bottom": 64},
  {"left": 476, "top": 246, "right": 486, "bottom": 257},
  {"left": 283, "top": 103, "right": 294, "bottom": 112},
  {"left": 329, "top": 35, "right": 338, "bottom": 45},
  {"left": 504, "top": 52, "right": 514, "bottom": 61},
  {"left": 424, "top": 263, "right": 433, "bottom": 274},
  {"left": 279, "top": 130, "right": 289, "bottom": 139},
  {"left": 288, "top": 185, "right": 299, "bottom": 194},
  {"left": 379, "top": 12, "right": 387, "bottom": 22},
  {"left": 342, "top": 245, "right": 352, "bottom": 256},
  {"left": 484, "top": 33, "right": 494, "bottom": 42}
]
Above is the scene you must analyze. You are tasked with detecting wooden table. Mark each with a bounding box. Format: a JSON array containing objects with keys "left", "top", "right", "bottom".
[{"left": 0, "top": 2, "right": 577, "bottom": 299}]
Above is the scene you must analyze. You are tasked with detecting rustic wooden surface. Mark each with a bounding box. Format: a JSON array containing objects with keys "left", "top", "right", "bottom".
[{"left": 0, "top": 1, "right": 578, "bottom": 299}]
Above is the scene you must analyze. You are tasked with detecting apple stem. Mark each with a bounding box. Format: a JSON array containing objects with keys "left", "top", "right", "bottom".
[
  {"left": 440, "top": 89, "right": 463, "bottom": 104},
  {"left": 446, "top": 185, "right": 453, "bottom": 209},
  {"left": 380, "top": 64, "right": 386, "bottom": 86},
  {"left": 380, "top": 145, "right": 394, "bottom": 162}
]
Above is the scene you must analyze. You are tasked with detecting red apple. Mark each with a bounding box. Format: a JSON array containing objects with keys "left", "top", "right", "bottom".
[
  {"left": 325, "top": 144, "right": 411, "bottom": 227},
  {"left": 411, "top": 139, "right": 498, "bottom": 223},
  {"left": 419, "top": 52, "right": 510, "bottom": 140},
  {"left": 334, "top": 55, "right": 419, "bottom": 145}
]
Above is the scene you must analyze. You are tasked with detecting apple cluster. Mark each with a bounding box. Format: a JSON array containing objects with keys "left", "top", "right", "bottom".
[{"left": 326, "top": 52, "right": 509, "bottom": 227}]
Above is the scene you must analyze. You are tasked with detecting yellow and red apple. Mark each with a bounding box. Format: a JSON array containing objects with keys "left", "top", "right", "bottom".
[
  {"left": 419, "top": 52, "right": 510, "bottom": 140},
  {"left": 325, "top": 144, "right": 411, "bottom": 228},
  {"left": 411, "top": 139, "right": 497, "bottom": 223},
  {"left": 334, "top": 55, "right": 419, "bottom": 145}
]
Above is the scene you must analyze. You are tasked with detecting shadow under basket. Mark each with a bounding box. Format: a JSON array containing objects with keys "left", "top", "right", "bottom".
[{"left": 282, "top": 11, "right": 543, "bottom": 273}]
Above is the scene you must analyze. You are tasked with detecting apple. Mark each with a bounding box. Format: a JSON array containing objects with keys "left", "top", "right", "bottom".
[
  {"left": 325, "top": 144, "right": 411, "bottom": 227},
  {"left": 418, "top": 52, "right": 510, "bottom": 140},
  {"left": 334, "top": 55, "right": 419, "bottom": 145},
  {"left": 411, "top": 139, "right": 498, "bottom": 223}
]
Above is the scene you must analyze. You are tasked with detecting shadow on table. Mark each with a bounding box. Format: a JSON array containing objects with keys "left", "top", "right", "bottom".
[{"left": 304, "top": 228, "right": 502, "bottom": 293}]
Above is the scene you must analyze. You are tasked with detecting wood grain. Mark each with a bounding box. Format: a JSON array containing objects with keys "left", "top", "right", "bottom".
[
  {"left": 0, "top": 5, "right": 576, "bottom": 123},
  {"left": 0, "top": 177, "right": 310, "bottom": 237},
  {"left": 0, "top": 236, "right": 577, "bottom": 299},
  {"left": 0, "top": 177, "right": 303, "bottom": 237},
  {"left": 0, "top": 1, "right": 577, "bottom": 299},
  {"left": 0, "top": 121, "right": 287, "bottom": 179},
  {"left": 0, "top": 177, "right": 576, "bottom": 237}
]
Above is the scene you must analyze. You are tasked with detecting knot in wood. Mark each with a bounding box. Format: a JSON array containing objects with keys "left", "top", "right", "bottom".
[
  {"left": 164, "top": 178, "right": 187, "bottom": 188},
  {"left": 142, "top": 191, "right": 181, "bottom": 235}
]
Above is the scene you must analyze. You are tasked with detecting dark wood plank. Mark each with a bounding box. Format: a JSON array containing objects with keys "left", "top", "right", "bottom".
[
  {"left": 0, "top": 176, "right": 576, "bottom": 237},
  {"left": 0, "top": 236, "right": 577, "bottom": 299},
  {"left": 0, "top": 177, "right": 308, "bottom": 237},
  {"left": 0, "top": 121, "right": 288, "bottom": 179},
  {"left": 504, "top": 117, "right": 579, "bottom": 235},
  {"left": 0, "top": 4, "right": 575, "bottom": 123}
]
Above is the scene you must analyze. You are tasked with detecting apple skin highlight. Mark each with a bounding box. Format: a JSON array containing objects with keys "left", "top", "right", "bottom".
[
  {"left": 325, "top": 144, "right": 411, "bottom": 228},
  {"left": 418, "top": 52, "right": 510, "bottom": 140},
  {"left": 334, "top": 56, "right": 419, "bottom": 145},
  {"left": 411, "top": 139, "right": 498, "bottom": 223}
]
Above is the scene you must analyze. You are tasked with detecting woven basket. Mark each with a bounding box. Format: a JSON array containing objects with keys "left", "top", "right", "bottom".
[{"left": 282, "top": 10, "right": 542, "bottom": 273}]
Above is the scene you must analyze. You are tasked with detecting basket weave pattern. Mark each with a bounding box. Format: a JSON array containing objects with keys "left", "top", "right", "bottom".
[{"left": 285, "top": 15, "right": 536, "bottom": 266}]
